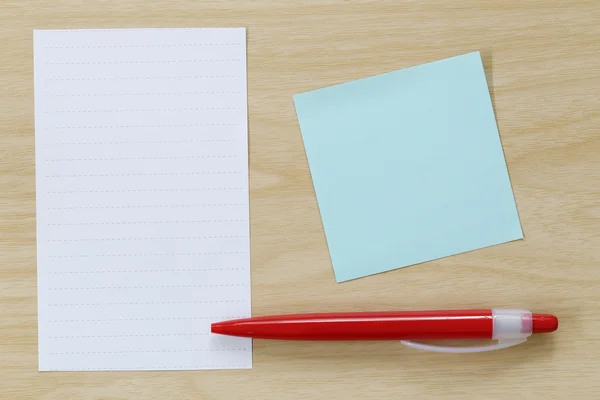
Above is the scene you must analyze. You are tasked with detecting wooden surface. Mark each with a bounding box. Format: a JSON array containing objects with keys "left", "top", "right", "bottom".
[{"left": 1, "top": 0, "right": 599, "bottom": 398}]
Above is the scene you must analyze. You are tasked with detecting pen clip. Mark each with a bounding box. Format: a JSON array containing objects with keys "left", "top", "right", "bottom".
[{"left": 400, "top": 338, "right": 527, "bottom": 354}]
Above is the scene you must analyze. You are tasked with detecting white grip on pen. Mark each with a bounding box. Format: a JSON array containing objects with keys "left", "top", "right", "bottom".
[
  {"left": 492, "top": 309, "right": 533, "bottom": 339},
  {"left": 401, "top": 309, "right": 533, "bottom": 354}
]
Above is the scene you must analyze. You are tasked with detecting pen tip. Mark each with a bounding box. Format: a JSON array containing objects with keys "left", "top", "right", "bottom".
[{"left": 211, "top": 322, "right": 225, "bottom": 334}]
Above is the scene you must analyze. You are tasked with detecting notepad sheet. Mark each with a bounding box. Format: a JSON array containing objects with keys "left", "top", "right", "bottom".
[{"left": 34, "top": 28, "right": 251, "bottom": 371}]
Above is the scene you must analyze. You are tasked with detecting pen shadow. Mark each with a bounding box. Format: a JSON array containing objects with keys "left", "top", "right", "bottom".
[{"left": 253, "top": 334, "right": 557, "bottom": 376}]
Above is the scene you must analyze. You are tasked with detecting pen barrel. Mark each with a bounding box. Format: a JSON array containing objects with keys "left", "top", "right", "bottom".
[{"left": 213, "top": 310, "right": 496, "bottom": 340}]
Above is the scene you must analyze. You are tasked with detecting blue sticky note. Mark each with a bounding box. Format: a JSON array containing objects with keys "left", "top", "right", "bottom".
[{"left": 293, "top": 51, "right": 523, "bottom": 282}]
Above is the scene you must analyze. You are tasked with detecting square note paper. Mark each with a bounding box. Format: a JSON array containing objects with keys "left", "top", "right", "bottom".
[
  {"left": 34, "top": 28, "right": 251, "bottom": 370},
  {"left": 294, "top": 51, "right": 523, "bottom": 282}
]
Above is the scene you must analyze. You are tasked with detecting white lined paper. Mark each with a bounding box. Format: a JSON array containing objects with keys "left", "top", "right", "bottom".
[{"left": 34, "top": 28, "right": 251, "bottom": 371}]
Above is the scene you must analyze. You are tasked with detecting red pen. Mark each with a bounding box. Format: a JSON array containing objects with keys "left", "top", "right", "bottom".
[{"left": 212, "top": 309, "right": 558, "bottom": 353}]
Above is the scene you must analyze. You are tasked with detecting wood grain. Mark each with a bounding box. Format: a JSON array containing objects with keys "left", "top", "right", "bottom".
[{"left": 1, "top": 0, "right": 599, "bottom": 398}]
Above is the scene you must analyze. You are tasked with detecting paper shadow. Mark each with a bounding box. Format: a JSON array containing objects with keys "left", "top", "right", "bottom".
[{"left": 480, "top": 49, "right": 497, "bottom": 116}]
